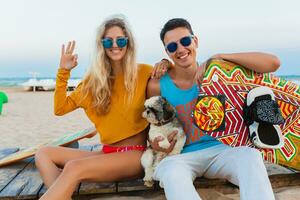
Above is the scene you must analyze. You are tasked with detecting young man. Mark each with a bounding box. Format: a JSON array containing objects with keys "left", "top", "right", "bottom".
[{"left": 147, "top": 18, "right": 280, "bottom": 200}]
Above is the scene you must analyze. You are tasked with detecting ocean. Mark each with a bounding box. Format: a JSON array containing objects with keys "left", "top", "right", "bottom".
[
  {"left": 1, "top": 76, "right": 300, "bottom": 87},
  {"left": 0, "top": 77, "right": 81, "bottom": 87},
  {"left": 279, "top": 76, "right": 300, "bottom": 85}
]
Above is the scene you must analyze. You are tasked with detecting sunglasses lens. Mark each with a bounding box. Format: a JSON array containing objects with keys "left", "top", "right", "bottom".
[
  {"left": 116, "top": 38, "right": 128, "bottom": 48},
  {"left": 102, "top": 38, "right": 113, "bottom": 49},
  {"left": 180, "top": 36, "right": 192, "bottom": 47},
  {"left": 166, "top": 42, "right": 178, "bottom": 53}
]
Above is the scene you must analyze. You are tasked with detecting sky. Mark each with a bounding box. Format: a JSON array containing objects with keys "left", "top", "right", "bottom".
[{"left": 0, "top": 0, "right": 300, "bottom": 78}]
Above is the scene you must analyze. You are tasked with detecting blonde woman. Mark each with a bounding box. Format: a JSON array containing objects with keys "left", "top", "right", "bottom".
[{"left": 35, "top": 16, "right": 167, "bottom": 199}]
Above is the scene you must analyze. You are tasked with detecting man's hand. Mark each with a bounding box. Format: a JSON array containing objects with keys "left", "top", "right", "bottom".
[
  {"left": 149, "top": 131, "right": 178, "bottom": 153},
  {"left": 195, "top": 62, "right": 206, "bottom": 86},
  {"left": 59, "top": 40, "right": 78, "bottom": 70},
  {"left": 195, "top": 54, "right": 222, "bottom": 85}
]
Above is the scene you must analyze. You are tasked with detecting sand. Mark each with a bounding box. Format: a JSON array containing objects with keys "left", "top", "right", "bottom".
[
  {"left": 0, "top": 87, "right": 97, "bottom": 149},
  {"left": 0, "top": 86, "right": 299, "bottom": 200}
]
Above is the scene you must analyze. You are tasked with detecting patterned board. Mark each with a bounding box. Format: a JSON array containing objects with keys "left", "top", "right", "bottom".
[
  {"left": 0, "top": 127, "right": 97, "bottom": 167},
  {"left": 195, "top": 59, "right": 300, "bottom": 170}
]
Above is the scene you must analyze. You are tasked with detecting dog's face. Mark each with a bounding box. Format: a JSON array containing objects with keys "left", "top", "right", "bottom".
[{"left": 143, "top": 96, "right": 176, "bottom": 124}]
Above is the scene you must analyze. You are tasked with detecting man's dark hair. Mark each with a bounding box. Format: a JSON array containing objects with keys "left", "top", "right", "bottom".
[{"left": 160, "top": 18, "right": 194, "bottom": 44}]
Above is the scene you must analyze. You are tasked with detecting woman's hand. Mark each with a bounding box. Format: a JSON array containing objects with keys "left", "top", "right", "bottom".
[
  {"left": 151, "top": 59, "right": 171, "bottom": 79},
  {"left": 59, "top": 41, "right": 78, "bottom": 70}
]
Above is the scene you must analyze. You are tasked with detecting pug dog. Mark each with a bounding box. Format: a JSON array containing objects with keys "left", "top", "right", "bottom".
[{"left": 141, "top": 96, "right": 186, "bottom": 187}]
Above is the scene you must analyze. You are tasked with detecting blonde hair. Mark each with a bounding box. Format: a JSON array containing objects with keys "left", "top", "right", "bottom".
[{"left": 81, "top": 16, "right": 138, "bottom": 115}]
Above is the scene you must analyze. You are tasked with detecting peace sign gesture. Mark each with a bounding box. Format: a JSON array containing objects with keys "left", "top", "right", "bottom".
[{"left": 59, "top": 41, "right": 78, "bottom": 70}]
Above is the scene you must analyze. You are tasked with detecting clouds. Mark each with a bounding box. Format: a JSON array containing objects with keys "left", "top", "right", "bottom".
[{"left": 0, "top": 0, "right": 300, "bottom": 77}]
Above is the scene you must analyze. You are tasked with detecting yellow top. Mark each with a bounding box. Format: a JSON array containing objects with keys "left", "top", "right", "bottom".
[{"left": 54, "top": 64, "right": 152, "bottom": 144}]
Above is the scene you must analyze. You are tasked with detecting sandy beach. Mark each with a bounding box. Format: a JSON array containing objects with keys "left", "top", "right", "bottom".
[
  {"left": 1, "top": 87, "right": 300, "bottom": 200},
  {"left": 0, "top": 86, "right": 97, "bottom": 149}
]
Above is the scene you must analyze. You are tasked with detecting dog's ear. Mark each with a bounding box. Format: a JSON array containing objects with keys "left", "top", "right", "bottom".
[{"left": 162, "top": 98, "right": 175, "bottom": 121}]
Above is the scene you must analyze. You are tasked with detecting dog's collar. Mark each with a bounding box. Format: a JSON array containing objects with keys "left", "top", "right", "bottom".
[{"left": 153, "top": 114, "right": 175, "bottom": 126}]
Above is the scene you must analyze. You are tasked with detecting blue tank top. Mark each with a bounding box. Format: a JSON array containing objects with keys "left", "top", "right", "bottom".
[{"left": 160, "top": 73, "right": 221, "bottom": 153}]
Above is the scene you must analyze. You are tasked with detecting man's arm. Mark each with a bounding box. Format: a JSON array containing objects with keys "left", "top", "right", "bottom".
[
  {"left": 146, "top": 77, "right": 177, "bottom": 153},
  {"left": 147, "top": 78, "right": 161, "bottom": 98},
  {"left": 216, "top": 52, "right": 280, "bottom": 73}
]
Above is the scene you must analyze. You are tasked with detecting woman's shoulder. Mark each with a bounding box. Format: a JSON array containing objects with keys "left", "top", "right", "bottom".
[
  {"left": 137, "top": 63, "right": 153, "bottom": 72},
  {"left": 137, "top": 63, "right": 153, "bottom": 76}
]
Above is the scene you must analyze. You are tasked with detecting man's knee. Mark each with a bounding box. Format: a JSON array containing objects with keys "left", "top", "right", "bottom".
[
  {"left": 243, "top": 147, "right": 264, "bottom": 166},
  {"left": 234, "top": 147, "right": 266, "bottom": 175},
  {"left": 155, "top": 164, "right": 194, "bottom": 187},
  {"left": 249, "top": 147, "right": 263, "bottom": 159},
  {"left": 235, "top": 147, "right": 263, "bottom": 163}
]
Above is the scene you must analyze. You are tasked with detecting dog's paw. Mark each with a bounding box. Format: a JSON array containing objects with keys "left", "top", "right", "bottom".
[
  {"left": 158, "top": 140, "right": 170, "bottom": 149},
  {"left": 143, "top": 175, "right": 154, "bottom": 187},
  {"left": 144, "top": 180, "right": 154, "bottom": 187}
]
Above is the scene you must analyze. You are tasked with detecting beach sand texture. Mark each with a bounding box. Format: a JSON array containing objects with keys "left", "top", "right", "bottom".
[
  {"left": 0, "top": 87, "right": 300, "bottom": 200},
  {"left": 0, "top": 87, "right": 97, "bottom": 149}
]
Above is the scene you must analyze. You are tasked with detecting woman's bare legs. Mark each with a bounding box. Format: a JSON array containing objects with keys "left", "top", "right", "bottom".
[
  {"left": 39, "top": 150, "right": 144, "bottom": 200},
  {"left": 35, "top": 146, "right": 100, "bottom": 188}
]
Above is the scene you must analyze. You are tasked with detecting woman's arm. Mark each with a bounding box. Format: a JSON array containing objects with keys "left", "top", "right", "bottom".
[
  {"left": 216, "top": 52, "right": 280, "bottom": 73},
  {"left": 54, "top": 41, "right": 81, "bottom": 115},
  {"left": 54, "top": 69, "right": 81, "bottom": 115}
]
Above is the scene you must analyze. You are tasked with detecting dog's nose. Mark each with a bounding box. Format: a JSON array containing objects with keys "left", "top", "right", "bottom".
[{"left": 147, "top": 110, "right": 150, "bottom": 115}]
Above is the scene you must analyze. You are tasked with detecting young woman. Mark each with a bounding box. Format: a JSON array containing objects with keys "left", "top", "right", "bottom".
[{"left": 35, "top": 16, "right": 166, "bottom": 199}]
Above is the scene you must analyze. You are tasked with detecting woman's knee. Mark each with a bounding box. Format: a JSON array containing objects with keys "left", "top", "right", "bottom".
[
  {"left": 62, "top": 159, "right": 84, "bottom": 182},
  {"left": 35, "top": 146, "right": 54, "bottom": 166}
]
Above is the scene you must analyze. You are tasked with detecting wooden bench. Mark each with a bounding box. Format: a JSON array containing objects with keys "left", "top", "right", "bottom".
[{"left": 0, "top": 145, "right": 300, "bottom": 200}]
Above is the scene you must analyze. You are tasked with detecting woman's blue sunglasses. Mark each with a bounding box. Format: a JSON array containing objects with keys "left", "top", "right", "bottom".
[
  {"left": 101, "top": 37, "right": 128, "bottom": 49},
  {"left": 165, "top": 35, "right": 194, "bottom": 53}
]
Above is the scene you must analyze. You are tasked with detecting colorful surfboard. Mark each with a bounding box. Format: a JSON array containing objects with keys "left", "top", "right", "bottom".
[
  {"left": 0, "top": 127, "right": 97, "bottom": 167},
  {"left": 193, "top": 59, "right": 300, "bottom": 170}
]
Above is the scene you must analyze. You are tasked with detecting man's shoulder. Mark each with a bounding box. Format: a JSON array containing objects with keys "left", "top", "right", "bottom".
[
  {"left": 148, "top": 78, "right": 160, "bottom": 88},
  {"left": 147, "top": 78, "right": 161, "bottom": 98}
]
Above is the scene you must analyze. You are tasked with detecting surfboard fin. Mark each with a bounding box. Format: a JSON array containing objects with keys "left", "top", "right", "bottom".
[{"left": 244, "top": 86, "right": 284, "bottom": 149}]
